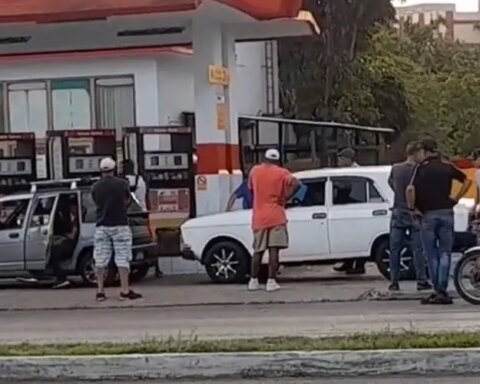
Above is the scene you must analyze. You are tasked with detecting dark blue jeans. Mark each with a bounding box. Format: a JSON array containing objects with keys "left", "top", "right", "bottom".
[
  {"left": 390, "top": 209, "right": 427, "bottom": 284},
  {"left": 420, "top": 209, "right": 454, "bottom": 294}
]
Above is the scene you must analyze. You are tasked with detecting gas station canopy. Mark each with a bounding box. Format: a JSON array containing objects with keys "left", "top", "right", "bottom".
[{"left": 0, "top": 0, "right": 318, "bottom": 55}]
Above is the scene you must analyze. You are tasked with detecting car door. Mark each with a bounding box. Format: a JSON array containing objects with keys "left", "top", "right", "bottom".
[
  {"left": 24, "top": 194, "right": 58, "bottom": 270},
  {"left": 281, "top": 178, "right": 330, "bottom": 262},
  {"left": 328, "top": 176, "right": 389, "bottom": 258},
  {"left": 0, "top": 198, "right": 31, "bottom": 271}
]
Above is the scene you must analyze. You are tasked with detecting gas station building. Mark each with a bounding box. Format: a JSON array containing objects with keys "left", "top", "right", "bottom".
[{"left": 0, "top": 0, "right": 317, "bottom": 274}]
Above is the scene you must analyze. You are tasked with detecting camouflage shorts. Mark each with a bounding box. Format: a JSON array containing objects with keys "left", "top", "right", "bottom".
[{"left": 93, "top": 226, "right": 132, "bottom": 269}]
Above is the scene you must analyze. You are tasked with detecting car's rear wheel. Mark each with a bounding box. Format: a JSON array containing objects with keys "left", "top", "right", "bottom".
[
  {"left": 78, "top": 251, "right": 96, "bottom": 286},
  {"left": 204, "top": 240, "right": 249, "bottom": 284},
  {"left": 78, "top": 252, "right": 120, "bottom": 286},
  {"left": 374, "top": 238, "right": 417, "bottom": 281}
]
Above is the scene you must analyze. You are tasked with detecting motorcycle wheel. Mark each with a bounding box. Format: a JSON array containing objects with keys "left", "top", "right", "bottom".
[{"left": 453, "top": 251, "right": 480, "bottom": 305}]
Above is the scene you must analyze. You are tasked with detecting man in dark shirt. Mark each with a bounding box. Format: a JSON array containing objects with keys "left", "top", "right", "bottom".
[
  {"left": 388, "top": 141, "right": 430, "bottom": 292},
  {"left": 92, "top": 157, "right": 142, "bottom": 302},
  {"left": 407, "top": 138, "right": 471, "bottom": 305}
]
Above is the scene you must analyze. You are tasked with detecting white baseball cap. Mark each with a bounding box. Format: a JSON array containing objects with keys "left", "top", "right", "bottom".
[
  {"left": 265, "top": 148, "right": 280, "bottom": 161},
  {"left": 99, "top": 157, "right": 116, "bottom": 172}
]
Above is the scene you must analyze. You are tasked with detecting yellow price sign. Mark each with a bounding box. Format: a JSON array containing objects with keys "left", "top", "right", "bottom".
[{"left": 208, "top": 65, "right": 230, "bottom": 86}]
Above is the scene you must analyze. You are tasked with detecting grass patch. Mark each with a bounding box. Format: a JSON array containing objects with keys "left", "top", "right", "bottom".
[{"left": 3, "top": 332, "right": 480, "bottom": 357}]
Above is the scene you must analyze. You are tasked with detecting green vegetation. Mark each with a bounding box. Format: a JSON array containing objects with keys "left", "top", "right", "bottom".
[
  {"left": 279, "top": 0, "right": 480, "bottom": 156},
  {"left": 3, "top": 332, "right": 480, "bottom": 356}
]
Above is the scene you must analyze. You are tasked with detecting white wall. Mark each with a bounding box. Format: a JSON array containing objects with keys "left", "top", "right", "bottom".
[
  {"left": 0, "top": 57, "right": 161, "bottom": 126},
  {"left": 0, "top": 41, "right": 276, "bottom": 132},
  {"left": 154, "top": 41, "right": 277, "bottom": 125}
]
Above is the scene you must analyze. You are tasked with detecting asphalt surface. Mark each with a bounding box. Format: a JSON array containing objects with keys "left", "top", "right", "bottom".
[
  {"left": 8, "top": 377, "right": 479, "bottom": 383},
  {"left": 2, "top": 300, "right": 480, "bottom": 344}
]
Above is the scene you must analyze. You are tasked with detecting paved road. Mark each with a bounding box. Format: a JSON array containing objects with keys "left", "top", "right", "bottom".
[
  {"left": 8, "top": 377, "right": 479, "bottom": 383},
  {"left": 2, "top": 300, "right": 480, "bottom": 344}
]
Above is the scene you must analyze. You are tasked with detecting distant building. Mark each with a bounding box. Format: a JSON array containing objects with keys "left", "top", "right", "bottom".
[{"left": 396, "top": 3, "right": 480, "bottom": 43}]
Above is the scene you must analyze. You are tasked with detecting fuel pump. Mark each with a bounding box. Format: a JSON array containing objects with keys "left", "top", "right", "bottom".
[
  {"left": 46, "top": 129, "right": 117, "bottom": 180},
  {"left": 123, "top": 126, "right": 194, "bottom": 255},
  {"left": 0, "top": 132, "right": 37, "bottom": 194}
]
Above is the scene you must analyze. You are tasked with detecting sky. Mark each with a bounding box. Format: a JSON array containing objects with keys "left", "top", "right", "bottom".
[{"left": 392, "top": 0, "right": 478, "bottom": 12}]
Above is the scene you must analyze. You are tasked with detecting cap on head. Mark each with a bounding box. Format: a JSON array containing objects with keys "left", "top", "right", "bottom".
[
  {"left": 421, "top": 138, "right": 437, "bottom": 153},
  {"left": 337, "top": 147, "right": 355, "bottom": 160},
  {"left": 99, "top": 157, "right": 116, "bottom": 172},
  {"left": 265, "top": 148, "right": 280, "bottom": 161}
]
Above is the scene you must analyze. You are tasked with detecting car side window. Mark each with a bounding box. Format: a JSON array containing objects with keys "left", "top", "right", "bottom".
[
  {"left": 0, "top": 199, "right": 30, "bottom": 231},
  {"left": 332, "top": 177, "right": 385, "bottom": 205},
  {"left": 369, "top": 182, "right": 385, "bottom": 203},
  {"left": 301, "top": 180, "right": 326, "bottom": 207},
  {"left": 30, "top": 196, "right": 56, "bottom": 227}
]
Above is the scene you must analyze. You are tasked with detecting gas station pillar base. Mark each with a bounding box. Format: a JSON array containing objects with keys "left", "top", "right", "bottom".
[{"left": 193, "top": 20, "right": 242, "bottom": 216}]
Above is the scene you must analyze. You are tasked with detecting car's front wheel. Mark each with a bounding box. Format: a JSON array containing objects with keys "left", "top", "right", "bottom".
[
  {"left": 374, "top": 238, "right": 417, "bottom": 281},
  {"left": 203, "top": 240, "right": 249, "bottom": 284}
]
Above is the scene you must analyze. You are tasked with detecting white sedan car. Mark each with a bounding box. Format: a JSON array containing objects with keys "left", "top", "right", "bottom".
[{"left": 181, "top": 166, "right": 477, "bottom": 283}]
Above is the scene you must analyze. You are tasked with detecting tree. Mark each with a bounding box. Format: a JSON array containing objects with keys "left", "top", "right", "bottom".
[
  {"left": 278, "top": 0, "right": 396, "bottom": 122},
  {"left": 279, "top": 4, "right": 480, "bottom": 156}
]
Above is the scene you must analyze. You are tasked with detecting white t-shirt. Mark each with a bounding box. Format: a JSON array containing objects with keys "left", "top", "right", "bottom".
[{"left": 126, "top": 174, "right": 147, "bottom": 211}]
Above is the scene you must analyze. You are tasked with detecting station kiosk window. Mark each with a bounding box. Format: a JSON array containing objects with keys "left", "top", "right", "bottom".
[
  {"left": 46, "top": 129, "right": 116, "bottom": 180},
  {"left": 0, "top": 133, "right": 37, "bottom": 194},
  {"left": 123, "top": 126, "right": 194, "bottom": 255}
]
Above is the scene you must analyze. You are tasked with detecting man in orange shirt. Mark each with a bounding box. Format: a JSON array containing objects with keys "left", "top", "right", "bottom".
[{"left": 247, "top": 149, "right": 300, "bottom": 292}]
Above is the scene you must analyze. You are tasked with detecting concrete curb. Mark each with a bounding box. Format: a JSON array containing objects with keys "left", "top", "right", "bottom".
[{"left": 2, "top": 349, "right": 480, "bottom": 380}]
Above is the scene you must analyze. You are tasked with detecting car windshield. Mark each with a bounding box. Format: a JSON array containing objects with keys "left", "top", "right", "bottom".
[{"left": 0, "top": 198, "right": 30, "bottom": 230}]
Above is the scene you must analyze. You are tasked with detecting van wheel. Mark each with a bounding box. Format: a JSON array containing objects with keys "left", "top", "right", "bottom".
[
  {"left": 204, "top": 241, "right": 249, "bottom": 284},
  {"left": 78, "top": 252, "right": 119, "bottom": 286},
  {"left": 374, "top": 238, "right": 417, "bottom": 281},
  {"left": 78, "top": 251, "right": 96, "bottom": 286}
]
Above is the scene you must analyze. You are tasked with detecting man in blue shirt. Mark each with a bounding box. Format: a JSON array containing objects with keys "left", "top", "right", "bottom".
[{"left": 226, "top": 178, "right": 253, "bottom": 211}]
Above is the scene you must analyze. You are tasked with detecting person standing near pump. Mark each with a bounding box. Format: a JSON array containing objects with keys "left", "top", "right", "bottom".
[
  {"left": 333, "top": 147, "right": 368, "bottom": 275},
  {"left": 226, "top": 167, "right": 253, "bottom": 211},
  {"left": 123, "top": 159, "right": 147, "bottom": 211},
  {"left": 92, "top": 157, "right": 142, "bottom": 302},
  {"left": 248, "top": 149, "right": 299, "bottom": 292},
  {"left": 407, "top": 138, "right": 471, "bottom": 305},
  {"left": 388, "top": 141, "right": 431, "bottom": 292}
]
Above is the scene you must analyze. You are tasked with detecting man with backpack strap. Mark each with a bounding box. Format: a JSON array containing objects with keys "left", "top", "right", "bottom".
[{"left": 123, "top": 159, "right": 147, "bottom": 211}]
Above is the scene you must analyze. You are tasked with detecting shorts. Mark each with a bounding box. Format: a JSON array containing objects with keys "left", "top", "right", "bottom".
[
  {"left": 252, "top": 225, "right": 289, "bottom": 253},
  {"left": 93, "top": 226, "right": 132, "bottom": 270}
]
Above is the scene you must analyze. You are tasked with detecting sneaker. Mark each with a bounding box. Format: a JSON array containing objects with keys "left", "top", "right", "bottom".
[
  {"left": 420, "top": 293, "right": 437, "bottom": 305},
  {"left": 346, "top": 267, "right": 366, "bottom": 275},
  {"left": 53, "top": 280, "right": 71, "bottom": 289},
  {"left": 119, "top": 290, "right": 143, "bottom": 301},
  {"left": 417, "top": 281, "right": 432, "bottom": 291},
  {"left": 16, "top": 277, "right": 39, "bottom": 283},
  {"left": 96, "top": 292, "right": 107, "bottom": 302},
  {"left": 248, "top": 278, "right": 260, "bottom": 291},
  {"left": 266, "top": 279, "right": 281, "bottom": 292},
  {"left": 388, "top": 283, "right": 400, "bottom": 292}
]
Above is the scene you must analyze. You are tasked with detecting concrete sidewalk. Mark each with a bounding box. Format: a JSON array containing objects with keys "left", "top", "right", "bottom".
[
  {"left": 0, "top": 265, "right": 455, "bottom": 311},
  {"left": 2, "top": 301, "right": 479, "bottom": 344}
]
